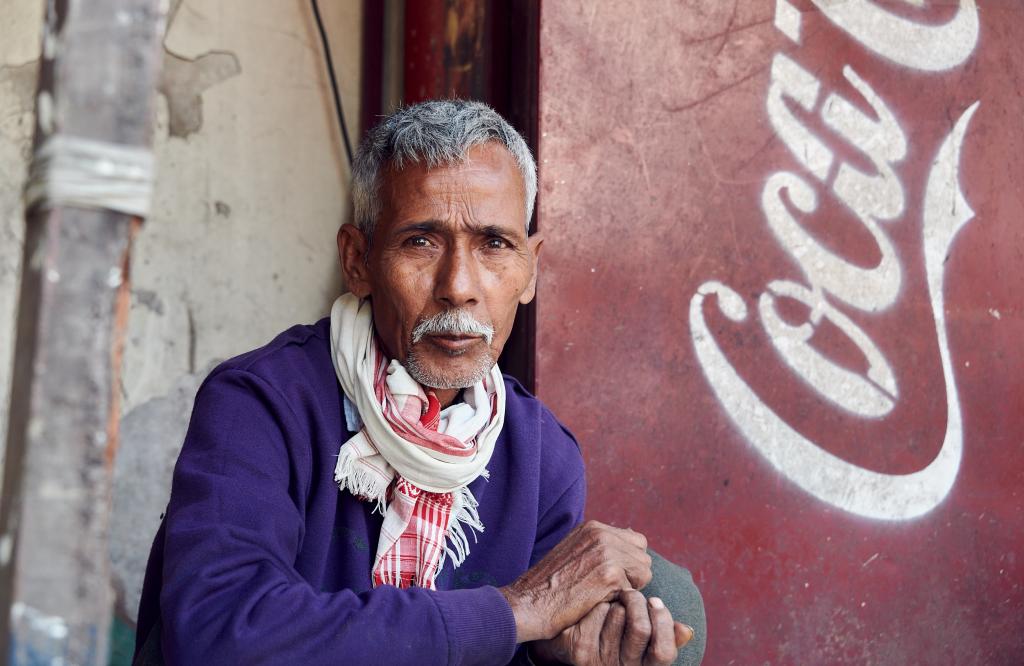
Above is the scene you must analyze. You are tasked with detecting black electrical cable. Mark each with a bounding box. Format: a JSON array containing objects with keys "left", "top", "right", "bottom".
[{"left": 311, "top": 0, "right": 354, "bottom": 167}]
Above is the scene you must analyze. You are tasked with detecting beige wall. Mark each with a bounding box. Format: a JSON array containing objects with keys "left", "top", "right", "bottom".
[
  {"left": 0, "top": 0, "right": 44, "bottom": 488},
  {"left": 0, "top": 0, "right": 363, "bottom": 628},
  {"left": 123, "top": 0, "right": 361, "bottom": 412}
]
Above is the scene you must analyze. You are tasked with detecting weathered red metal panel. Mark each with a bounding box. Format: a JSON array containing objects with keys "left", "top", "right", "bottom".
[{"left": 536, "top": 1, "right": 1024, "bottom": 663}]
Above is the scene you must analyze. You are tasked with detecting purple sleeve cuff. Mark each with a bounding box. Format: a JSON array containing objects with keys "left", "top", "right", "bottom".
[{"left": 429, "top": 585, "right": 518, "bottom": 666}]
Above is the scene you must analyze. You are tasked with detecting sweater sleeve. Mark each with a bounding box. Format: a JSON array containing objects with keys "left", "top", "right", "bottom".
[
  {"left": 529, "top": 409, "right": 587, "bottom": 566},
  {"left": 511, "top": 411, "right": 587, "bottom": 665},
  {"left": 158, "top": 368, "right": 517, "bottom": 666}
]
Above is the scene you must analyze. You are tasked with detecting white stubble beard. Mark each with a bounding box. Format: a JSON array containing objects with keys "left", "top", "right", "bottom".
[
  {"left": 404, "top": 342, "right": 495, "bottom": 389},
  {"left": 405, "top": 308, "right": 497, "bottom": 389}
]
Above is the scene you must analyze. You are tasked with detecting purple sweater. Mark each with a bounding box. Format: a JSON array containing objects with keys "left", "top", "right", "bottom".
[{"left": 135, "top": 318, "right": 586, "bottom": 665}]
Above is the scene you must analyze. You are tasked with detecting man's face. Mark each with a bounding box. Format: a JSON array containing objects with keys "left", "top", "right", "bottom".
[{"left": 339, "top": 142, "right": 541, "bottom": 391}]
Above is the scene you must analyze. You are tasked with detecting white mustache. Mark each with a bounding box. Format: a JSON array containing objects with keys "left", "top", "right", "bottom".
[{"left": 412, "top": 309, "right": 495, "bottom": 345}]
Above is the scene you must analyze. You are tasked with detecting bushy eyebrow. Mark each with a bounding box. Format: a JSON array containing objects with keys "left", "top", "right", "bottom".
[
  {"left": 394, "top": 220, "right": 443, "bottom": 235},
  {"left": 393, "top": 220, "right": 522, "bottom": 240}
]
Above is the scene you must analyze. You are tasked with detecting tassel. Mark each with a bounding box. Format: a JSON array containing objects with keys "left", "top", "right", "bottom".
[
  {"left": 334, "top": 442, "right": 389, "bottom": 515},
  {"left": 439, "top": 484, "right": 486, "bottom": 570}
]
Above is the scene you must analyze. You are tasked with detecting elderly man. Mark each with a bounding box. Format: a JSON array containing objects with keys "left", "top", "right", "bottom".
[{"left": 135, "top": 100, "right": 703, "bottom": 665}]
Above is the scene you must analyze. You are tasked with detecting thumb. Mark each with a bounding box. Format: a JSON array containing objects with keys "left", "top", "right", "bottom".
[{"left": 673, "top": 621, "right": 694, "bottom": 648}]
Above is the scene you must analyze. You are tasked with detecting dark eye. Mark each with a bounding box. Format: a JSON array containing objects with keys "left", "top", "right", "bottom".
[
  {"left": 406, "top": 235, "right": 431, "bottom": 247},
  {"left": 485, "top": 237, "right": 510, "bottom": 250}
]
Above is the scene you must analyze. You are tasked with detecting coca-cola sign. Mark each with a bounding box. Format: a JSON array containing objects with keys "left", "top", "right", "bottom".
[
  {"left": 690, "top": 0, "right": 980, "bottom": 520},
  {"left": 537, "top": 0, "right": 1023, "bottom": 661}
]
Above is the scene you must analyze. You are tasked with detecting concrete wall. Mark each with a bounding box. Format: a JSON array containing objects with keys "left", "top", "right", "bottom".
[
  {"left": 0, "top": 0, "right": 363, "bottom": 632},
  {"left": 0, "top": 0, "right": 44, "bottom": 493}
]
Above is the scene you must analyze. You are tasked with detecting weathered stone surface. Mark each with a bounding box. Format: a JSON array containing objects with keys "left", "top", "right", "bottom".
[{"left": 109, "top": 363, "right": 216, "bottom": 622}]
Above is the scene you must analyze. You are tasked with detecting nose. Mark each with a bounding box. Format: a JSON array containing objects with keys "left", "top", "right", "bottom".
[{"left": 434, "top": 244, "right": 481, "bottom": 309}]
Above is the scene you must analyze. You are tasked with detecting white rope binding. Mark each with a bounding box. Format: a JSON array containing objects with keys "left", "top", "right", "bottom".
[{"left": 24, "top": 135, "right": 156, "bottom": 218}]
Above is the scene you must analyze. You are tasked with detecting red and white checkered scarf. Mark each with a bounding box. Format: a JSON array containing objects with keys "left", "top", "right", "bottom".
[{"left": 329, "top": 294, "right": 504, "bottom": 590}]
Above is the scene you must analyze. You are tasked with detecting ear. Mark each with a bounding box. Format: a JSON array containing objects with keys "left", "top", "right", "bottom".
[
  {"left": 337, "top": 224, "right": 372, "bottom": 298},
  {"left": 519, "top": 233, "right": 544, "bottom": 305}
]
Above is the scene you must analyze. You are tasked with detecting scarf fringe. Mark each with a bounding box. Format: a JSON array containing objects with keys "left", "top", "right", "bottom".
[
  {"left": 439, "top": 484, "right": 486, "bottom": 570},
  {"left": 334, "top": 444, "right": 389, "bottom": 516},
  {"left": 335, "top": 440, "right": 492, "bottom": 570}
]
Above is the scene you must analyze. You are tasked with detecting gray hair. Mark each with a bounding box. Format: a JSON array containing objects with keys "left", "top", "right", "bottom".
[{"left": 352, "top": 100, "right": 537, "bottom": 239}]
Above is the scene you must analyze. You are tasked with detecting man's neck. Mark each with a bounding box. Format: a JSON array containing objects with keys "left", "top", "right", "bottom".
[{"left": 433, "top": 388, "right": 460, "bottom": 408}]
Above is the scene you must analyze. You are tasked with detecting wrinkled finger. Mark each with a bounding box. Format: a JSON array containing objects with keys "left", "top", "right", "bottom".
[
  {"left": 584, "top": 523, "right": 652, "bottom": 592},
  {"left": 580, "top": 601, "right": 612, "bottom": 627},
  {"left": 595, "top": 539, "right": 651, "bottom": 591},
  {"left": 599, "top": 602, "right": 627, "bottom": 663},
  {"left": 619, "top": 589, "right": 653, "bottom": 665},
  {"left": 613, "top": 526, "right": 649, "bottom": 551},
  {"left": 595, "top": 562, "right": 633, "bottom": 604},
  {"left": 673, "top": 620, "right": 694, "bottom": 649},
  {"left": 644, "top": 597, "right": 679, "bottom": 666},
  {"left": 621, "top": 548, "right": 654, "bottom": 590},
  {"left": 582, "top": 520, "right": 647, "bottom": 557},
  {"left": 566, "top": 602, "right": 611, "bottom": 665},
  {"left": 598, "top": 525, "right": 649, "bottom": 560}
]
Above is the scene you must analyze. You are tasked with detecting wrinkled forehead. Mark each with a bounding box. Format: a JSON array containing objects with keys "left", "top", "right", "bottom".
[{"left": 379, "top": 143, "right": 527, "bottom": 222}]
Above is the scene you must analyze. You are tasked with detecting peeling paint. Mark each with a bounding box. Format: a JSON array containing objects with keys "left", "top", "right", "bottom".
[
  {"left": 158, "top": 50, "right": 241, "bottom": 139},
  {"left": 167, "top": 0, "right": 184, "bottom": 29},
  {"left": 133, "top": 288, "right": 165, "bottom": 316},
  {"left": 0, "top": 60, "right": 39, "bottom": 115}
]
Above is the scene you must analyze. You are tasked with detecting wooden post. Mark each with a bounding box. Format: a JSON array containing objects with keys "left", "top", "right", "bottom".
[{"left": 0, "top": 0, "right": 167, "bottom": 663}]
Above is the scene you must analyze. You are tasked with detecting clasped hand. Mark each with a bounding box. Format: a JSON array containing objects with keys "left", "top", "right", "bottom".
[{"left": 500, "top": 521, "right": 693, "bottom": 665}]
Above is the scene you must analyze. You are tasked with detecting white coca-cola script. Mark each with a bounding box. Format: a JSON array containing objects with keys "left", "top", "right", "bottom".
[{"left": 689, "top": 0, "right": 980, "bottom": 520}]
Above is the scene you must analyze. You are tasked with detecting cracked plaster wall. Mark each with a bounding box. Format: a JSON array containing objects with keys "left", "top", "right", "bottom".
[
  {"left": 0, "top": 0, "right": 44, "bottom": 490},
  {"left": 0, "top": 0, "right": 363, "bottom": 628}
]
